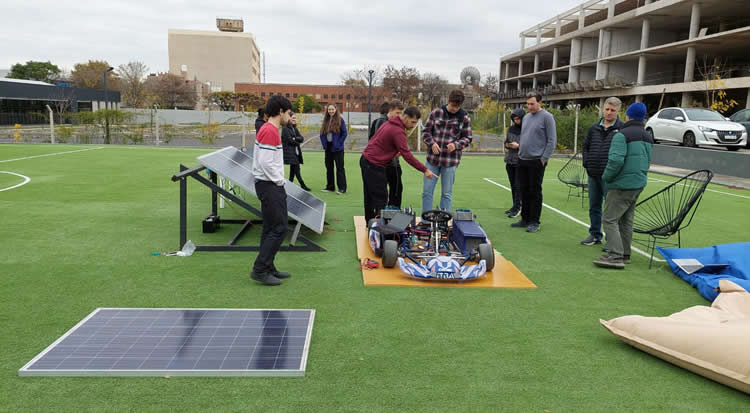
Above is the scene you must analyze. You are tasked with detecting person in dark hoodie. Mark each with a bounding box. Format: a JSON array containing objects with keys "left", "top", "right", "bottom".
[
  {"left": 369, "top": 102, "right": 390, "bottom": 140},
  {"left": 581, "top": 97, "right": 624, "bottom": 246},
  {"left": 255, "top": 108, "right": 267, "bottom": 133},
  {"left": 361, "top": 106, "right": 436, "bottom": 223},
  {"left": 421, "top": 89, "right": 472, "bottom": 213},
  {"left": 504, "top": 108, "right": 525, "bottom": 218},
  {"left": 282, "top": 112, "right": 310, "bottom": 191}
]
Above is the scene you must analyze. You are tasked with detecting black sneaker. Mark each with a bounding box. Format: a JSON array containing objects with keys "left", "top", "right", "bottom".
[
  {"left": 592, "top": 254, "right": 625, "bottom": 269},
  {"left": 301, "top": 186, "right": 311, "bottom": 191},
  {"left": 581, "top": 235, "right": 602, "bottom": 246},
  {"left": 510, "top": 220, "right": 528, "bottom": 228},
  {"left": 508, "top": 208, "right": 521, "bottom": 218},
  {"left": 504, "top": 208, "right": 513, "bottom": 216},
  {"left": 250, "top": 271, "right": 282, "bottom": 285},
  {"left": 273, "top": 271, "right": 291, "bottom": 279},
  {"left": 526, "top": 223, "right": 540, "bottom": 233},
  {"left": 336, "top": 190, "right": 346, "bottom": 195}
]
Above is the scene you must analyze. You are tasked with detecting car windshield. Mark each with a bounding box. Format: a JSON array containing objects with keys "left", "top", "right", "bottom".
[{"left": 684, "top": 108, "right": 726, "bottom": 121}]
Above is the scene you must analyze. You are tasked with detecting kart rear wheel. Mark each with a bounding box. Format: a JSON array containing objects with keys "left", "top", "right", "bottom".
[
  {"left": 382, "top": 240, "right": 398, "bottom": 268},
  {"left": 478, "top": 243, "right": 495, "bottom": 271}
]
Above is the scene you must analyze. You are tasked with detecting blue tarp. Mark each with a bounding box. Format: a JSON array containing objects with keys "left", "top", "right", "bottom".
[{"left": 658, "top": 242, "right": 750, "bottom": 301}]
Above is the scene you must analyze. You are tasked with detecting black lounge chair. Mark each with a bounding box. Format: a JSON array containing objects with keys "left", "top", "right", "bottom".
[
  {"left": 557, "top": 152, "right": 588, "bottom": 207},
  {"left": 633, "top": 170, "right": 713, "bottom": 268}
]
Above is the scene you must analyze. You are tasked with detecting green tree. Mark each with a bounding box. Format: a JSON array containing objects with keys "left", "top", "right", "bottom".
[
  {"left": 295, "top": 94, "right": 321, "bottom": 113},
  {"left": 7, "top": 61, "right": 61, "bottom": 83},
  {"left": 72, "top": 60, "right": 119, "bottom": 90},
  {"left": 207, "top": 91, "right": 236, "bottom": 111},
  {"left": 236, "top": 92, "right": 265, "bottom": 112}
]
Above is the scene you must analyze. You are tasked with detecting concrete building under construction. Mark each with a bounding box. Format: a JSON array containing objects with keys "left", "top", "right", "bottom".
[{"left": 498, "top": 0, "right": 750, "bottom": 111}]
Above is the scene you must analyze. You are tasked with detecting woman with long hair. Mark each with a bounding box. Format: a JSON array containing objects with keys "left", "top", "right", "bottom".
[
  {"left": 282, "top": 113, "right": 310, "bottom": 190},
  {"left": 319, "top": 104, "right": 348, "bottom": 194}
]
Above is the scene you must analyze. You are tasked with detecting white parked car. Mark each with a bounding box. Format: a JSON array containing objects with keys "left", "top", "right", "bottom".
[{"left": 645, "top": 107, "right": 747, "bottom": 151}]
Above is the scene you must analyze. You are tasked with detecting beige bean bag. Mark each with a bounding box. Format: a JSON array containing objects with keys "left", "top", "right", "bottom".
[{"left": 600, "top": 280, "right": 750, "bottom": 394}]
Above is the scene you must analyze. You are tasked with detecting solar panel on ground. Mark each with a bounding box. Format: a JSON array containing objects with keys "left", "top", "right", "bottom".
[
  {"left": 19, "top": 308, "right": 315, "bottom": 377},
  {"left": 197, "top": 147, "right": 325, "bottom": 234}
]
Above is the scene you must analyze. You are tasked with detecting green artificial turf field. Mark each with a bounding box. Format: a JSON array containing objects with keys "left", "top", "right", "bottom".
[{"left": 1, "top": 144, "right": 748, "bottom": 412}]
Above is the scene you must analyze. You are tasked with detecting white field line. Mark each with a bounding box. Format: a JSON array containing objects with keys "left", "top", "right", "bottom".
[
  {"left": 0, "top": 171, "right": 31, "bottom": 192},
  {"left": 0, "top": 147, "right": 104, "bottom": 163},
  {"left": 648, "top": 177, "right": 750, "bottom": 200},
  {"left": 483, "top": 177, "right": 665, "bottom": 262}
]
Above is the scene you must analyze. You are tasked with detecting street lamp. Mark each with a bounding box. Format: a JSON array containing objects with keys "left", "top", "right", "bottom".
[
  {"left": 367, "top": 69, "right": 374, "bottom": 136},
  {"left": 103, "top": 66, "right": 114, "bottom": 144}
]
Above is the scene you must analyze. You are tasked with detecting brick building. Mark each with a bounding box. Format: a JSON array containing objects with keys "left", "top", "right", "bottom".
[{"left": 234, "top": 83, "right": 392, "bottom": 112}]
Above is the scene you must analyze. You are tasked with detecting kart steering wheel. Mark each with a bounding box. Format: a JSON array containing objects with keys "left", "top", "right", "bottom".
[{"left": 421, "top": 209, "right": 453, "bottom": 224}]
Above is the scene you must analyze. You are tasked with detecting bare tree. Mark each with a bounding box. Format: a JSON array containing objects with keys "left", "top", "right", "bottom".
[
  {"left": 696, "top": 56, "right": 739, "bottom": 113},
  {"left": 143, "top": 73, "right": 197, "bottom": 109},
  {"left": 117, "top": 61, "right": 149, "bottom": 108},
  {"left": 479, "top": 73, "right": 499, "bottom": 101},
  {"left": 383, "top": 65, "right": 420, "bottom": 104},
  {"left": 419, "top": 72, "right": 448, "bottom": 109},
  {"left": 51, "top": 87, "right": 74, "bottom": 124}
]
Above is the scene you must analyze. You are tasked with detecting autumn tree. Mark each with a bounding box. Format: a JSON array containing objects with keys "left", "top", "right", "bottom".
[
  {"left": 117, "top": 61, "right": 149, "bottom": 108},
  {"left": 7, "top": 60, "right": 62, "bottom": 83},
  {"left": 143, "top": 73, "right": 197, "bottom": 109},
  {"left": 236, "top": 92, "right": 265, "bottom": 112},
  {"left": 383, "top": 65, "right": 420, "bottom": 103},
  {"left": 479, "top": 73, "right": 499, "bottom": 101},
  {"left": 72, "top": 60, "right": 119, "bottom": 90},
  {"left": 697, "top": 56, "right": 738, "bottom": 114},
  {"left": 419, "top": 72, "right": 448, "bottom": 109}
]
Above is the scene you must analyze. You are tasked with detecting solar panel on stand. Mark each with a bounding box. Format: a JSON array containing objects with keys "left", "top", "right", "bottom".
[
  {"left": 19, "top": 308, "right": 315, "bottom": 377},
  {"left": 197, "top": 146, "right": 325, "bottom": 234}
]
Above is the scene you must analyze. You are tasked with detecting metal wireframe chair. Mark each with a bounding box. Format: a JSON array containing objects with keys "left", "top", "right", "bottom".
[
  {"left": 633, "top": 170, "right": 713, "bottom": 268},
  {"left": 557, "top": 152, "right": 588, "bottom": 207}
]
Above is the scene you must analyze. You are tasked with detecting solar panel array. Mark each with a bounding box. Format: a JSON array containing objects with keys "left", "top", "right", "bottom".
[
  {"left": 197, "top": 146, "right": 325, "bottom": 234},
  {"left": 19, "top": 308, "right": 315, "bottom": 377}
]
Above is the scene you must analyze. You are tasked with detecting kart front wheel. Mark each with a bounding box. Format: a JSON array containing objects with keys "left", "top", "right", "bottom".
[
  {"left": 382, "top": 240, "right": 398, "bottom": 268},
  {"left": 478, "top": 243, "right": 495, "bottom": 271}
]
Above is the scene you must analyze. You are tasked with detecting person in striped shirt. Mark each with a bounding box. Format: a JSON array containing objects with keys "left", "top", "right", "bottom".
[{"left": 250, "top": 96, "right": 293, "bottom": 286}]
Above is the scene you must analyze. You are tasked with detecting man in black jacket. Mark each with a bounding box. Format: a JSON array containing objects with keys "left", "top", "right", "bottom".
[
  {"left": 370, "top": 100, "right": 405, "bottom": 207},
  {"left": 581, "top": 97, "right": 624, "bottom": 245}
]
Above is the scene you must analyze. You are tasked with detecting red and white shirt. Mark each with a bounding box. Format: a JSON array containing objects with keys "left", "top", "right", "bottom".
[{"left": 252, "top": 122, "right": 285, "bottom": 186}]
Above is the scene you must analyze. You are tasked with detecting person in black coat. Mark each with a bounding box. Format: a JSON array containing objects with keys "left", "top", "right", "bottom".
[
  {"left": 255, "top": 108, "right": 267, "bottom": 133},
  {"left": 581, "top": 96, "right": 625, "bottom": 246},
  {"left": 282, "top": 113, "right": 310, "bottom": 190},
  {"left": 504, "top": 107, "right": 525, "bottom": 218}
]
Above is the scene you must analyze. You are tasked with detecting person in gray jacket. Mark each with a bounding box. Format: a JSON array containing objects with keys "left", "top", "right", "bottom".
[
  {"left": 510, "top": 92, "right": 557, "bottom": 233},
  {"left": 503, "top": 108, "right": 525, "bottom": 218}
]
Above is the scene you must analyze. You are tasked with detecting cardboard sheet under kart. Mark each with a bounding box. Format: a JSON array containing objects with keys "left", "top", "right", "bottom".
[
  {"left": 658, "top": 242, "right": 750, "bottom": 301},
  {"left": 354, "top": 216, "right": 536, "bottom": 289}
]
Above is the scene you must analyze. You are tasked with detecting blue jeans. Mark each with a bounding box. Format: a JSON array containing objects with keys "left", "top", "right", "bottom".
[
  {"left": 422, "top": 161, "right": 457, "bottom": 212},
  {"left": 588, "top": 175, "right": 608, "bottom": 239}
]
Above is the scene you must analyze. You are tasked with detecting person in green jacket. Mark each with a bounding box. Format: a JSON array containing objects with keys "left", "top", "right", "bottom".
[{"left": 593, "top": 102, "right": 653, "bottom": 269}]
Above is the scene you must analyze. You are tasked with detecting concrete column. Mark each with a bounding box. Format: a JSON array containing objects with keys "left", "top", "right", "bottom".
[
  {"left": 551, "top": 72, "right": 558, "bottom": 85},
  {"left": 537, "top": 28, "right": 542, "bottom": 45},
  {"left": 533, "top": 77, "right": 538, "bottom": 89},
  {"left": 608, "top": 0, "right": 615, "bottom": 19},
  {"left": 599, "top": 97, "right": 606, "bottom": 116},
  {"left": 552, "top": 47, "right": 559, "bottom": 69},
  {"left": 518, "top": 58, "right": 524, "bottom": 77},
  {"left": 689, "top": 2, "right": 701, "bottom": 39},
  {"left": 684, "top": 46, "right": 696, "bottom": 82},
  {"left": 641, "top": 18, "right": 651, "bottom": 49},
  {"left": 645, "top": 0, "right": 652, "bottom": 4},
  {"left": 504, "top": 82, "right": 509, "bottom": 94},
  {"left": 534, "top": 53, "right": 540, "bottom": 73},
  {"left": 682, "top": 92, "right": 692, "bottom": 107},
  {"left": 505, "top": 62, "right": 511, "bottom": 80},
  {"left": 520, "top": 35, "right": 526, "bottom": 50},
  {"left": 635, "top": 95, "right": 644, "bottom": 102},
  {"left": 746, "top": 88, "right": 750, "bottom": 109},
  {"left": 556, "top": 18, "right": 562, "bottom": 37},
  {"left": 637, "top": 55, "right": 647, "bottom": 85},
  {"left": 569, "top": 38, "right": 581, "bottom": 83},
  {"left": 517, "top": 79, "right": 522, "bottom": 91},
  {"left": 579, "top": 4, "right": 586, "bottom": 29}
]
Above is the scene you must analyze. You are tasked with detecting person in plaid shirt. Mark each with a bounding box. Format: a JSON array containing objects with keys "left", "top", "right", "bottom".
[{"left": 421, "top": 89, "right": 472, "bottom": 213}]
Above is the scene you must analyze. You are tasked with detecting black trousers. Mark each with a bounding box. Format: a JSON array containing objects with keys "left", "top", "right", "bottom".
[
  {"left": 360, "top": 156, "right": 387, "bottom": 223},
  {"left": 324, "top": 150, "right": 346, "bottom": 191},
  {"left": 518, "top": 159, "right": 547, "bottom": 225},
  {"left": 385, "top": 161, "right": 403, "bottom": 208},
  {"left": 288, "top": 164, "right": 306, "bottom": 188},
  {"left": 505, "top": 163, "right": 521, "bottom": 211},
  {"left": 252, "top": 181, "right": 288, "bottom": 274}
]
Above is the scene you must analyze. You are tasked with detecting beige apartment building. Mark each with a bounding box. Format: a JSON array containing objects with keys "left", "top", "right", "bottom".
[
  {"left": 168, "top": 19, "right": 261, "bottom": 92},
  {"left": 499, "top": 0, "right": 750, "bottom": 111}
]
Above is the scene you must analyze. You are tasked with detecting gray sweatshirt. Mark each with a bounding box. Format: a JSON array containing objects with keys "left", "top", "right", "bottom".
[{"left": 518, "top": 109, "right": 557, "bottom": 161}]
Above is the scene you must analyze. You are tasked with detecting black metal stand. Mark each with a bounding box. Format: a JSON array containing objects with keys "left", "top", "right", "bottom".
[{"left": 171, "top": 164, "right": 325, "bottom": 252}]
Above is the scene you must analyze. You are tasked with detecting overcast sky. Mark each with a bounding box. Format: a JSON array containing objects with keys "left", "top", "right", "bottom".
[{"left": 1, "top": 0, "right": 585, "bottom": 85}]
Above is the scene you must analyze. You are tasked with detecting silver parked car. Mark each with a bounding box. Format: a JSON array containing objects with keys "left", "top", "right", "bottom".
[{"left": 645, "top": 107, "right": 747, "bottom": 151}]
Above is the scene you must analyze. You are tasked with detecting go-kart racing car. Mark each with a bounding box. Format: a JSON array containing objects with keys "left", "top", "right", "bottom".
[{"left": 368, "top": 208, "right": 495, "bottom": 280}]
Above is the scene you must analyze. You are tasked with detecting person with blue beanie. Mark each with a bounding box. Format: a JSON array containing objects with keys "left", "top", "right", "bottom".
[{"left": 593, "top": 102, "right": 653, "bottom": 269}]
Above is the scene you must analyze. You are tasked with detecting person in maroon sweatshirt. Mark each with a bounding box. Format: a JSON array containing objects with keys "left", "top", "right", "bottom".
[{"left": 360, "top": 106, "right": 436, "bottom": 222}]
